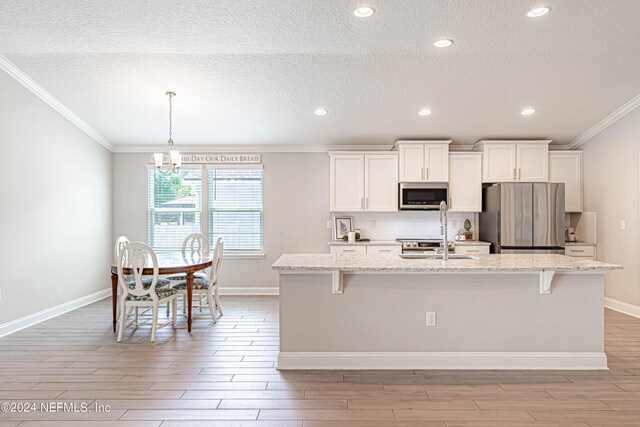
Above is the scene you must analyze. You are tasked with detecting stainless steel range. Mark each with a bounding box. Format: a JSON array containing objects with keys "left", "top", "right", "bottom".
[{"left": 396, "top": 239, "right": 454, "bottom": 254}]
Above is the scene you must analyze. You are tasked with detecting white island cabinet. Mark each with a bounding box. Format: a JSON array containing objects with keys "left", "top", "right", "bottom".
[
  {"left": 330, "top": 152, "right": 398, "bottom": 212},
  {"left": 476, "top": 140, "right": 550, "bottom": 183},
  {"left": 549, "top": 151, "right": 583, "bottom": 212},
  {"left": 448, "top": 152, "right": 482, "bottom": 212},
  {"left": 273, "top": 253, "right": 621, "bottom": 371},
  {"left": 397, "top": 140, "right": 451, "bottom": 182}
]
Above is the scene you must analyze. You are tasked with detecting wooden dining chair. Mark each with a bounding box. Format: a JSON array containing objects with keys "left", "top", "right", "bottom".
[
  {"left": 116, "top": 242, "right": 178, "bottom": 342},
  {"left": 171, "top": 237, "right": 224, "bottom": 323}
]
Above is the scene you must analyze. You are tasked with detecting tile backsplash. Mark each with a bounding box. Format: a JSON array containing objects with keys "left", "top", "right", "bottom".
[{"left": 332, "top": 211, "right": 478, "bottom": 241}]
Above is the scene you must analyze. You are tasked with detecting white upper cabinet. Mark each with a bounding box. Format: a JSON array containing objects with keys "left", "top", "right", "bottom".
[
  {"left": 476, "top": 140, "right": 550, "bottom": 183},
  {"left": 397, "top": 140, "right": 451, "bottom": 182},
  {"left": 425, "top": 144, "right": 449, "bottom": 182},
  {"left": 549, "top": 151, "right": 583, "bottom": 212},
  {"left": 481, "top": 143, "right": 517, "bottom": 182},
  {"left": 330, "top": 154, "right": 365, "bottom": 212},
  {"left": 449, "top": 153, "right": 482, "bottom": 212},
  {"left": 365, "top": 154, "right": 399, "bottom": 212},
  {"left": 398, "top": 144, "right": 424, "bottom": 182},
  {"left": 330, "top": 153, "right": 398, "bottom": 212},
  {"left": 517, "top": 143, "right": 549, "bottom": 182}
]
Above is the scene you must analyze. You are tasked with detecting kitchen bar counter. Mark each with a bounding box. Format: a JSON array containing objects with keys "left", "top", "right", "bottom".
[
  {"left": 273, "top": 253, "right": 620, "bottom": 273},
  {"left": 273, "top": 253, "right": 621, "bottom": 371}
]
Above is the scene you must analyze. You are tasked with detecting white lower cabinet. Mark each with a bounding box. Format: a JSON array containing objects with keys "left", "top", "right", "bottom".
[
  {"left": 565, "top": 245, "right": 596, "bottom": 260},
  {"left": 330, "top": 245, "right": 401, "bottom": 255},
  {"left": 455, "top": 245, "right": 490, "bottom": 255},
  {"left": 366, "top": 245, "right": 402, "bottom": 255},
  {"left": 330, "top": 245, "right": 367, "bottom": 255}
]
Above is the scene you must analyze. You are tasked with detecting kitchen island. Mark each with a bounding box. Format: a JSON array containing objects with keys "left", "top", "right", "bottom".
[{"left": 272, "top": 254, "right": 621, "bottom": 370}]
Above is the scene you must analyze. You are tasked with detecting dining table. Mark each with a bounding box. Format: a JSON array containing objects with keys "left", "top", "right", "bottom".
[{"left": 110, "top": 251, "right": 214, "bottom": 333}]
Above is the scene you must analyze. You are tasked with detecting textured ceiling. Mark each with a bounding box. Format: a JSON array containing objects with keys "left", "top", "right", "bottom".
[{"left": 1, "top": 0, "right": 640, "bottom": 148}]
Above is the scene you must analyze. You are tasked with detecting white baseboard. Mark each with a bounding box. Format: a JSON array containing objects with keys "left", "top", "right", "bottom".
[
  {"left": 219, "top": 287, "right": 279, "bottom": 296},
  {"left": 278, "top": 351, "right": 608, "bottom": 371},
  {"left": 0, "top": 288, "right": 111, "bottom": 338},
  {"left": 605, "top": 297, "right": 640, "bottom": 318}
]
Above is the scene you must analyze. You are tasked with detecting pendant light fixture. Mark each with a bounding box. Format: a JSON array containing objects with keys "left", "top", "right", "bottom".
[{"left": 153, "top": 91, "right": 181, "bottom": 171}]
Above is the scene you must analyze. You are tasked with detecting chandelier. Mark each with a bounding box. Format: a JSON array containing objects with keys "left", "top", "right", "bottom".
[{"left": 153, "top": 91, "right": 181, "bottom": 171}]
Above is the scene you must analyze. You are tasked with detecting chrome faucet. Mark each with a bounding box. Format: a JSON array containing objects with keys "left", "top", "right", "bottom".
[{"left": 439, "top": 200, "right": 449, "bottom": 260}]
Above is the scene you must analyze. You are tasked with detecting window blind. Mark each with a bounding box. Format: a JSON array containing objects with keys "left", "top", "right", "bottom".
[
  {"left": 208, "top": 168, "right": 263, "bottom": 254},
  {"left": 147, "top": 168, "right": 203, "bottom": 252}
]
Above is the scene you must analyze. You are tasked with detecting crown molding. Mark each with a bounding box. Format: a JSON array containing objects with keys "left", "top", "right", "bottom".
[
  {"left": 112, "top": 143, "right": 395, "bottom": 154},
  {"left": 569, "top": 93, "right": 640, "bottom": 150},
  {"left": 0, "top": 54, "right": 113, "bottom": 151}
]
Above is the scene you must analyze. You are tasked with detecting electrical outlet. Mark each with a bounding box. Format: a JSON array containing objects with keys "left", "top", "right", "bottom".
[
  {"left": 620, "top": 220, "right": 626, "bottom": 231},
  {"left": 327, "top": 220, "right": 332, "bottom": 229},
  {"left": 426, "top": 312, "right": 436, "bottom": 327}
]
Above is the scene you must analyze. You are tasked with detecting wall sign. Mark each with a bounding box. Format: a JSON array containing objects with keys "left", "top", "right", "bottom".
[{"left": 149, "top": 153, "right": 262, "bottom": 164}]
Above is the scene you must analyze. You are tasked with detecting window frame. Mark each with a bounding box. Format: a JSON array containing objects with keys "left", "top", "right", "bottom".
[{"left": 146, "top": 164, "right": 265, "bottom": 259}]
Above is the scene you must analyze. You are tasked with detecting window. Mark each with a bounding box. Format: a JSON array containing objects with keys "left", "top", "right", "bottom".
[
  {"left": 208, "top": 168, "right": 263, "bottom": 254},
  {"left": 147, "top": 165, "right": 263, "bottom": 255},
  {"left": 147, "top": 168, "right": 203, "bottom": 252}
]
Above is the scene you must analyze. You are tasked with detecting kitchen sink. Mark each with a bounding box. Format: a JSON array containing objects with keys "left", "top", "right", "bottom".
[{"left": 398, "top": 254, "right": 478, "bottom": 260}]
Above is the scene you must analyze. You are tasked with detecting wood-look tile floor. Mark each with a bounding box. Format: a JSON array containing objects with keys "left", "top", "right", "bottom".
[{"left": 0, "top": 297, "right": 639, "bottom": 426}]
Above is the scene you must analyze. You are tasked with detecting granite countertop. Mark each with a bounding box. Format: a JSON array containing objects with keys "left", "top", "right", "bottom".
[
  {"left": 565, "top": 241, "right": 597, "bottom": 246},
  {"left": 272, "top": 253, "right": 621, "bottom": 273},
  {"left": 329, "top": 240, "right": 490, "bottom": 246},
  {"left": 328, "top": 240, "right": 401, "bottom": 246}
]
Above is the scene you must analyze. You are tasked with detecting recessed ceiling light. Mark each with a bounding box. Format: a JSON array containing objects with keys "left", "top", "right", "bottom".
[
  {"left": 314, "top": 108, "right": 328, "bottom": 116},
  {"left": 353, "top": 6, "right": 375, "bottom": 18},
  {"left": 433, "top": 39, "right": 454, "bottom": 48},
  {"left": 418, "top": 109, "right": 432, "bottom": 116},
  {"left": 521, "top": 107, "right": 536, "bottom": 115},
  {"left": 527, "top": 6, "right": 551, "bottom": 17}
]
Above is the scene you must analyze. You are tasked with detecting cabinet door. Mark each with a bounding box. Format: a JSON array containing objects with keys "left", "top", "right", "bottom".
[
  {"left": 330, "top": 155, "right": 364, "bottom": 212},
  {"left": 517, "top": 143, "right": 548, "bottom": 182},
  {"left": 424, "top": 144, "right": 449, "bottom": 182},
  {"left": 365, "top": 154, "right": 398, "bottom": 212},
  {"left": 549, "top": 152, "right": 582, "bottom": 212},
  {"left": 449, "top": 153, "right": 482, "bottom": 212},
  {"left": 483, "top": 144, "right": 517, "bottom": 182},
  {"left": 399, "top": 144, "right": 425, "bottom": 182}
]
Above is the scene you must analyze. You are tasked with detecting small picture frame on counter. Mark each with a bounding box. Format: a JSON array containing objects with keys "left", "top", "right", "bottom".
[{"left": 334, "top": 217, "right": 353, "bottom": 240}]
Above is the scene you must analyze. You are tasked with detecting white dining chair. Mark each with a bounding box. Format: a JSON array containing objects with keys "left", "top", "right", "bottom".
[
  {"left": 172, "top": 237, "right": 224, "bottom": 323},
  {"left": 166, "top": 233, "right": 211, "bottom": 312},
  {"left": 114, "top": 236, "right": 172, "bottom": 318},
  {"left": 117, "top": 242, "right": 178, "bottom": 342},
  {"left": 166, "top": 233, "right": 210, "bottom": 282}
]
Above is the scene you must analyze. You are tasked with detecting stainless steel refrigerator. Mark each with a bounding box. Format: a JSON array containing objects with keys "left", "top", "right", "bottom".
[{"left": 479, "top": 183, "right": 565, "bottom": 254}]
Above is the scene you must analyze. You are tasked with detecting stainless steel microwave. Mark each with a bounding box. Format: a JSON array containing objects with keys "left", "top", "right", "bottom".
[{"left": 399, "top": 183, "right": 448, "bottom": 210}]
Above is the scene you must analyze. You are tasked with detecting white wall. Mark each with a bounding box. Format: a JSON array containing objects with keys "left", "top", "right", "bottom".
[
  {"left": 582, "top": 106, "right": 640, "bottom": 308},
  {"left": 113, "top": 152, "right": 332, "bottom": 289},
  {"left": 0, "top": 70, "right": 112, "bottom": 325}
]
